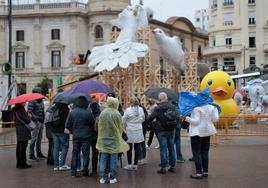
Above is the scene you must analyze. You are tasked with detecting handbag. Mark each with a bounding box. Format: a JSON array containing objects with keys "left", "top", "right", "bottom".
[
  {"left": 15, "top": 113, "right": 36, "bottom": 131},
  {"left": 25, "top": 121, "right": 37, "bottom": 131},
  {"left": 122, "top": 131, "right": 128, "bottom": 141},
  {"left": 181, "top": 120, "right": 190, "bottom": 129}
]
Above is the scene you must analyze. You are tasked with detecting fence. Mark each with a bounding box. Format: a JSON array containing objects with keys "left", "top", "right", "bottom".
[{"left": 1, "top": 114, "right": 268, "bottom": 147}]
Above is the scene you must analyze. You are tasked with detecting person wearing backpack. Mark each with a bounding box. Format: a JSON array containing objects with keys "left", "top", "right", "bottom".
[
  {"left": 147, "top": 92, "right": 176, "bottom": 174},
  {"left": 51, "top": 103, "right": 70, "bottom": 171}
]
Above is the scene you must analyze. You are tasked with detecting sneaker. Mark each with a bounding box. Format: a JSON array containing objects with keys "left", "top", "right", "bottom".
[
  {"left": 37, "top": 153, "right": 47, "bottom": 159},
  {"left": 131, "top": 165, "right": 138, "bottom": 170},
  {"left": 76, "top": 168, "right": 82, "bottom": 172},
  {"left": 154, "top": 145, "right": 159, "bottom": 149},
  {"left": 99, "top": 178, "right": 106, "bottom": 184},
  {"left": 18, "top": 164, "right": 32, "bottom": 169},
  {"left": 138, "top": 159, "right": 147, "bottom": 165},
  {"left": 202, "top": 172, "right": 208, "bottom": 178},
  {"left": 59, "top": 165, "right": 71, "bottom": 171},
  {"left": 168, "top": 167, "right": 176, "bottom": 173},
  {"left": 29, "top": 155, "right": 38, "bottom": 161},
  {"left": 53, "top": 166, "right": 59, "bottom": 171},
  {"left": 190, "top": 174, "right": 203, "bottom": 179},
  {"left": 124, "top": 164, "right": 133, "bottom": 171},
  {"left": 189, "top": 157, "right": 194, "bottom": 162},
  {"left": 109, "top": 178, "right": 117, "bottom": 184},
  {"left": 176, "top": 159, "right": 185, "bottom": 163},
  {"left": 157, "top": 168, "right": 166, "bottom": 174}
]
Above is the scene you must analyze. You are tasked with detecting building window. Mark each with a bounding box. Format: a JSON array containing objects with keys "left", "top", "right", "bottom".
[
  {"left": 223, "top": 13, "right": 233, "bottom": 25},
  {"left": 211, "top": 58, "right": 218, "bottom": 71},
  {"left": 15, "top": 52, "right": 25, "bottom": 69},
  {"left": 248, "top": 0, "right": 255, "bottom": 4},
  {"left": 225, "top": 36, "right": 232, "bottom": 47},
  {"left": 180, "top": 38, "right": 185, "bottom": 50},
  {"left": 223, "top": 0, "right": 233, "bottom": 6},
  {"left": 249, "top": 55, "right": 256, "bottom": 65},
  {"left": 249, "top": 32, "right": 256, "bottom": 48},
  {"left": 112, "top": 26, "right": 121, "bottom": 32},
  {"left": 16, "top": 30, "right": 24, "bottom": 41},
  {"left": 211, "top": 0, "right": 217, "bottom": 8},
  {"left": 51, "top": 50, "right": 61, "bottom": 68},
  {"left": 17, "top": 83, "right": 26, "bottom": 95},
  {"left": 95, "top": 25, "right": 103, "bottom": 39},
  {"left": 248, "top": 11, "right": 256, "bottom": 25},
  {"left": 198, "top": 45, "right": 202, "bottom": 59},
  {"left": 223, "top": 57, "right": 236, "bottom": 71},
  {"left": 213, "top": 36, "right": 216, "bottom": 47},
  {"left": 51, "top": 29, "right": 60, "bottom": 40},
  {"left": 196, "top": 18, "right": 200, "bottom": 22}
]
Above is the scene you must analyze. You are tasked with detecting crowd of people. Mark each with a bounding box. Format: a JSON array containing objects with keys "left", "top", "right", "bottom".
[{"left": 12, "top": 87, "right": 220, "bottom": 184}]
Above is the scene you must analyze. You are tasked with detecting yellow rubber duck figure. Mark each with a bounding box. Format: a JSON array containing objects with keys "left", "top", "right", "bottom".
[{"left": 200, "top": 71, "right": 239, "bottom": 127}]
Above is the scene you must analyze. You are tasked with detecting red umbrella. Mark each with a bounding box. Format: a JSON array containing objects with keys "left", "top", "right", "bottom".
[{"left": 7, "top": 93, "right": 45, "bottom": 106}]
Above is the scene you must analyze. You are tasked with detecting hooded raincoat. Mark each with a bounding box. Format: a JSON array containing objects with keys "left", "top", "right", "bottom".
[{"left": 96, "top": 97, "right": 129, "bottom": 154}]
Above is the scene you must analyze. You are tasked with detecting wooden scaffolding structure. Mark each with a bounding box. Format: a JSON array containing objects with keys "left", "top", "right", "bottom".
[{"left": 99, "top": 28, "right": 199, "bottom": 107}]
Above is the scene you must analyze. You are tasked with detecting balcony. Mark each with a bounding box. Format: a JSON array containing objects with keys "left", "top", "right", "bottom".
[
  {"left": 248, "top": 0, "right": 256, "bottom": 6},
  {"left": 211, "top": 4, "right": 217, "bottom": 10},
  {"left": 203, "top": 44, "right": 242, "bottom": 56},
  {"left": 223, "top": 1, "right": 234, "bottom": 8},
  {"left": 0, "top": 1, "right": 88, "bottom": 16},
  {"left": 223, "top": 21, "right": 233, "bottom": 26}
]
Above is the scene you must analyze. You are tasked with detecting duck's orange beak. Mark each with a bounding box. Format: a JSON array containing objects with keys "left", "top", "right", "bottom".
[{"left": 212, "top": 87, "right": 227, "bottom": 97}]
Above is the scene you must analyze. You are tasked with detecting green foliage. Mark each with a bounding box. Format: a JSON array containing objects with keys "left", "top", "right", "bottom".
[{"left": 36, "top": 76, "right": 53, "bottom": 95}]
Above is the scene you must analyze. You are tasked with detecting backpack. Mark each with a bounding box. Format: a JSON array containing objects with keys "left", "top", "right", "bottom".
[
  {"left": 45, "top": 104, "right": 60, "bottom": 127},
  {"left": 163, "top": 107, "right": 179, "bottom": 131}
]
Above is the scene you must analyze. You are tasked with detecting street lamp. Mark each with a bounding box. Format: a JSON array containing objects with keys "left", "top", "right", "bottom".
[{"left": 7, "top": 0, "right": 12, "bottom": 104}]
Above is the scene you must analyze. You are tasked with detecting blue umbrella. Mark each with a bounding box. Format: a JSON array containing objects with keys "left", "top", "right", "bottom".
[
  {"left": 179, "top": 87, "right": 221, "bottom": 116},
  {"left": 63, "top": 80, "right": 114, "bottom": 95}
]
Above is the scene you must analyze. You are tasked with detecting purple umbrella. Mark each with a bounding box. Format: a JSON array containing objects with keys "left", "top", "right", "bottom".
[{"left": 63, "top": 80, "right": 114, "bottom": 95}]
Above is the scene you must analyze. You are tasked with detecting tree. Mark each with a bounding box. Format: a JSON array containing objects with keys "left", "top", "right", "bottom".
[{"left": 36, "top": 76, "right": 53, "bottom": 95}]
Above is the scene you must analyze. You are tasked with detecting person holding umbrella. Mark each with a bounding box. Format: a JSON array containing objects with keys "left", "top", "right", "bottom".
[
  {"left": 12, "top": 103, "right": 32, "bottom": 169},
  {"left": 7, "top": 92, "right": 45, "bottom": 169}
]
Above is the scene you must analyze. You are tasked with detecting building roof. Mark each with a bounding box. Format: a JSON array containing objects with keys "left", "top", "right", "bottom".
[{"left": 165, "top": 16, "right": 197, "bottom": 33}]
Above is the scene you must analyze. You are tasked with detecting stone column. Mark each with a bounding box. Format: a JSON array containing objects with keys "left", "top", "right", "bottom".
[{"left": 33, "top": 18, "right": 42, "bottom": 72}]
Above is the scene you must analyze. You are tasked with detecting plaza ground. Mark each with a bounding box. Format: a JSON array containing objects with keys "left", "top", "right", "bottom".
[{"left": 0, "top": 135, "right": 268, "bottom": 188}]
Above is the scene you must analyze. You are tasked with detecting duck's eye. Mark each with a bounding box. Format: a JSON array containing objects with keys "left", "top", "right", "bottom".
[
  {"left": 227, "top": 80, "right": 231, "bottom": 86},
  {"left": 207, "top": 80, "right": 213, "bottom": 86}
]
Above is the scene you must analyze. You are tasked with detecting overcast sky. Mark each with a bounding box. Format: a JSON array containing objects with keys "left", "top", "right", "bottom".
[{"left": 131, "top": 0, "right": 208, "bottom": 23}]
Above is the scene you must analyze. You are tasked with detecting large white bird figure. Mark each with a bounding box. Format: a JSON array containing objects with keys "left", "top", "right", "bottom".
[
  {"left": 88, "top": 5, "right": 151, "bottom": 72},
  {"left": 153, "top": 28, "right": 186, "bottom": 74}
]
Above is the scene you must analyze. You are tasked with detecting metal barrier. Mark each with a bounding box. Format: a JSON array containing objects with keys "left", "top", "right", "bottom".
[{"left": 212, "top": 114, "right": 268, "bottom": 145}]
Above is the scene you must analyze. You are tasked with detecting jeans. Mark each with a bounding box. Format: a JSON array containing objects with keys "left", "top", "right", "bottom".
[
  {"left": 174, "top": 127, "right": 184, "bottom": 160},
  {"left": 29, "top": 122, "right": 43, "bottom": 155},
  {"left": 158, "top": 130, "right": 176, "bottom": 168},
  {"left": 100, "top": 153, "right": 118, "bottom": 180},
  {"left": 16, "top": 140, "right": 28, "bottom": 167},
  {"left": 71, "top": 140, "right": 90, "bottom": 176},
  {"left": 53, "top": 133, "right": 69, "bottom": 167},
  {"left": 191, "top": 136, "right": 210, "bottom": 174}
]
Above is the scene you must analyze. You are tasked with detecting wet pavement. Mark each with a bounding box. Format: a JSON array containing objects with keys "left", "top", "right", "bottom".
[{"left": 0, "top": 136, "right": 268, "bottom": 188}]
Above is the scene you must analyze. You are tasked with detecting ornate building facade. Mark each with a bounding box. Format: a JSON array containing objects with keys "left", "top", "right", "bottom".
[
  {"left": 0, "top": 0, "right": 208, "bottom": 107},
  {"left": 204, "top": 0, "right": 268, "bottom": 75}
]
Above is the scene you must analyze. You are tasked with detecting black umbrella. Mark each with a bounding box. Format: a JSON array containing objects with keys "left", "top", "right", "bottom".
[
  {"left": 144, "top": 87, "right": 178, "bottom": 102},
  {"left": 53, "top": 92, "right": 92, "bottom": 104}
]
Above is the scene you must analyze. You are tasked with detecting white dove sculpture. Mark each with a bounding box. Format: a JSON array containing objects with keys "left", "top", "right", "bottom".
[
  {"left": 153, "top": 28, "right": 186, "bottom": 74},
  {"left": 88, "top": 5, "right": 151, "bottom": 72}
]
